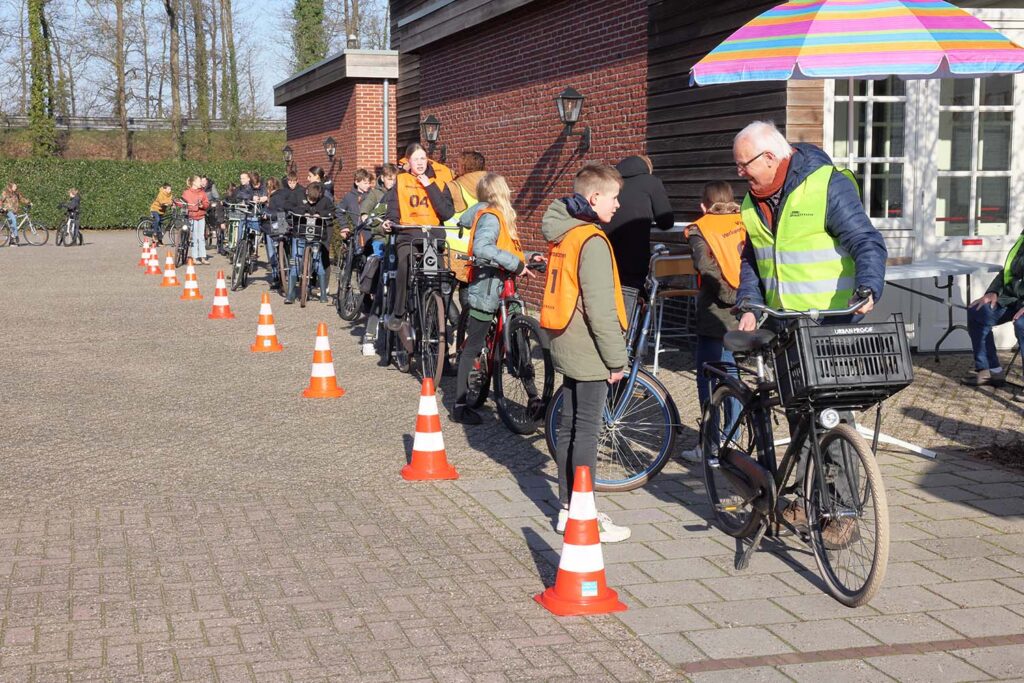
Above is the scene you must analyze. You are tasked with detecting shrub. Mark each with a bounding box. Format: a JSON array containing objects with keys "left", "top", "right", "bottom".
[{"left": 0, "top": 159, "right": 287, "bottom": 228}]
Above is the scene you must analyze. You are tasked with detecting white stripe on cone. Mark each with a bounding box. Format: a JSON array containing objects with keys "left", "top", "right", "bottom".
[
  {"left": 568, "top": 491, "right": 598, "bottom": 521},
  {"left": 418, "top": 395, "right": 439, "bottom": 416},
  {"left": 558, "top": 543, "right": 606, "bottom": 574},
  {"left": 257, "top": 324, "right": 276, "bottom": 336},
  {"left": 212, "top": 295, "right": 230, "bottom": 305},
  {"left": 314, "top": 336, "right": 330, "bottom": 351},
  {"left": 311, "top": 362, "right": 336, "bottom": 378},
  {"left": 259, "top": 304, "right": 273, "bottom": 315},
  {"left": 412, "top": 430, "right": 445, "bottom": 453}
]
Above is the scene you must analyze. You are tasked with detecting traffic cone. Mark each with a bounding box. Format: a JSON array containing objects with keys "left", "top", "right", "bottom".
[
  {"left": 144, "top": 247, "right": 163, "bottom": 275},
  {"left": 138, "top": 239, "right": 150, "bottom": 266},
  {"left": 535, "top": 466, "right": 627, "bottom": 616},
  {"left": 160, "top": 252, "right": 180, "bottom": 287},
  {"left": 179, "top": 259, "right": 203, "bottom": 300},
  {"left": 401, "top": 378, "right": 459, "bottom": 481},
  {"left": 250, "top": 292, "right": 284, "bottom": 352},
  {"left": 207, "top": 270, "right": 235, "bottom": 319},
  {"left": 302, "top": 323, "right": 345, "bottom": 398}
]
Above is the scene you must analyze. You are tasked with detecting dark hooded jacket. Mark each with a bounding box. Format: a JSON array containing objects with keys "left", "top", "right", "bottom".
[
  {"left": 603, "top": 155, "right": 675, "bottom": 291},
  {"left": 737, "top": 143, "right": 888, "bottom": 312}
]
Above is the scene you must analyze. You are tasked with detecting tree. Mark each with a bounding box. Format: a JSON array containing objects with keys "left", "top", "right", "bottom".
[
  {"left": 27, "top": 0, "right": 57, "bottom": 155},
  {"left": 114, "top": 0, "right": 130, "bottom": 159},
  {"left": 188, "top": 0, "right": 210, "bottom": 153},
  {"left": 293, "top": 0, "right": 326, "bottom": 70},
  {"left": 164, "top": 0, "right": 183, "bottom": 160},
  {"left": 219, "top": 0, "right": 240, "bottom": 154}
]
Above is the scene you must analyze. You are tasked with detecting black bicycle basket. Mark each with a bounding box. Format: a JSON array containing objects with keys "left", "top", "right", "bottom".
[
  {"left": 301, "top": 217, "right": 329, "bottom": 241},
  {"left": 773, "top": 313, "right": 914, "bottom": 410},
  {"left": 267, "top": 211, "right": 290, "bottom": 237}
]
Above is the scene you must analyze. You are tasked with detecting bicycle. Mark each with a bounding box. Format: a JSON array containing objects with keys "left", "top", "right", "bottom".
[
  {"left": 56, "top": 210, "right": 82, "bottom": 247},
  {"left": 455, "top": 255, "right": 554, "bottom": 434},
  {"left": 265, "top": 210, "right": 291, "bottom": 294},
  {"left": 335, "top": 213, "right": 382, "bottom": 321},
  {"left": 230, "top": 201, "right": 264, "bottom": 291},
  {"left": 222, "top": 201, "right": 245, "bottom": 255},
  {"left": 0, "top": 205, "right": 49, "bottom": 246},
  {"left": 543, "top": 245, "right": 683, "bottom": 492},
  {"left": 700, "top": 291, "right": 913, "bottom": 606},
  {"left": 136, "top": 204, "right": 181, "bottom": 248},
  {"left": 289, "top": 212, "right": 332, "bottom": 308}
]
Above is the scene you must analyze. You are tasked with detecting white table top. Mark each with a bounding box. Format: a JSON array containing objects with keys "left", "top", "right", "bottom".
[{"left": 884, "top": 258, "right": 1002, "bottom": 281}]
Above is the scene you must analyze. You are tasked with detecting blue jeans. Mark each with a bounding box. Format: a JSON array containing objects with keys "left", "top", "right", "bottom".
[
  {"left": 7, "top": 211, "right": 17, "bottom": 236},
  {"left": 967, "top": 301, "right": 1024, "bottom": 370},
  {"left": 189, "top": 218, "right": 206, "bottom": 260},
  {"left": 150, "top": 211, "right": 163, "bottom": 240},
  {"left": 288, "top": 238, "right": 326, "bottom": 301},
  {"left": 696, "top": 334, "right": 742, "bottom": 438}
]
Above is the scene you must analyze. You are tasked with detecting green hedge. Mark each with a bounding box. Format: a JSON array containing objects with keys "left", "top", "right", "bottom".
[{"left": 0, "top": 159, "right": 286, "bottom": 228}]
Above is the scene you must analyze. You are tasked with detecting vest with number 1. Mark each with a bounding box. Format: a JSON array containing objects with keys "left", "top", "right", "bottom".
[
  {"left": 741, "top": 165, "right": 856, "bottom": 311},
  {"left": 397, "top": 173, "right": 442, "bottom": 226},
  {"left": 467, "top": 208, "right": 524, "bottom": 282},
  {"left": 540, "top": 224, "right": 628, "bottom": 332}
]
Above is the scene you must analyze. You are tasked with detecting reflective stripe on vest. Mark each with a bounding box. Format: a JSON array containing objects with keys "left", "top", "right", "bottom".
[
  {"left": 1003, "top": 232, "right": 1024, "bottom": 287},
  {"left": 466, "top": 208, "right": 524, "bottom": 282},
  {"left": 691, "top": 213, "right": 746, "bottom": 289},
  {"left": 540, "top": 224, "right": 628, "bottom": 332},
  {"left": 397, "top": 173, "right": 442, "bottom": 226},
  {"left": 741, "top": 165, "right": 856, "bottom": 310}
]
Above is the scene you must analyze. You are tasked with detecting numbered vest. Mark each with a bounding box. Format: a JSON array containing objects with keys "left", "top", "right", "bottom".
[
  {"left": 1003, "top": 232, "right": 1024, "bottom": 287},
  {"left": 689, "top": 212, "right": 746, "bottom": 289},
  {"left": 466, "top": 208, "right": 524, "bottom": 282},
  {"left": 540, "top": 224, "right": 628, "bottom": 332},
  {"left": 741, "top": 165, "right": 856, "bottom": 311},
  {"left": 397, "top": 173, "right": 442, "bottom": 226}
]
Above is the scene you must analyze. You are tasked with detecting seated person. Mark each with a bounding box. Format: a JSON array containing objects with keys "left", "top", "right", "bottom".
[{"left": 360, "top": 164, "right": 398, "bottom": 258}]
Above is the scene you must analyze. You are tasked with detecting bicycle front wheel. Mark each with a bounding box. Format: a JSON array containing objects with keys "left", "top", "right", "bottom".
[
  {"left": 337, "top": 250, "right": 362, "bottom": 321},
  {"left": 805, "top": 423, "right": 889, "bottom": 607},
  {"left": 175, "top": 231, "right": 189, "bottom": 267},
  {"left": 545, "top": 368, "right": 677, "bottom": 492},
  {"left": 23, "top": 222, "right": 48, "bottom": 246},
  {"left": 0, "top": 224, "right": 9, "bottom": 246},
  {"left": 419, "top": 291, "right": 447, "bottom": 386},
  {"left": 299, "top": 247, "right": 311, "bottom": 307},
  {"left": 231, "top": 236, "right": 248, "bottom": 291},
  {"left": 701, "top": 384, "right": 763, "bottom": 538},
  {"left": 494, "top": 316, "right": 553, "bottom": 435},
  {"left": 56, "top": 223, "right": 66, "bottom": 246},
  {"left": 277, "top": 244, "right": 289, "bottom": 294}
]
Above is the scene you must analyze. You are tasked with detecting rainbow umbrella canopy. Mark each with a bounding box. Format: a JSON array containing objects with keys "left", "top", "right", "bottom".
[{"left": 691, "top": 0, "right": 1024, "bottom": 86}]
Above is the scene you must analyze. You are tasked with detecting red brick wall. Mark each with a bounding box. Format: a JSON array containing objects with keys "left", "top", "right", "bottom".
[
  {"left": 416, "top": 0, "right": 648, "bottom": 299},
  {"left": 285, "top": 80, "right": 397, "bottom": 191}
]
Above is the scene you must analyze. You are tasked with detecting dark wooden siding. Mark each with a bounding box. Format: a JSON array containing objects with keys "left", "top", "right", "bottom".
[
  {"left": 391, "top": 0, "right": 433, "bottom": 159},
  {"left": 647, "top": 0, "right": 788, "bottom": 215}
]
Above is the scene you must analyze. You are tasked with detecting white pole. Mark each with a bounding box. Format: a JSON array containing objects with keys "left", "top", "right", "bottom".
[{"left": 383, "top": 78, "right": 390, "bottom": 163}]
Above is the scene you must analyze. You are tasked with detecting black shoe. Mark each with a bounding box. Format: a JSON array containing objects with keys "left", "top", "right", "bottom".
[
  {"left": 452, "top": 404, "right": 482, "bottom": 425},
  {"left": 385, "top": 314, "right": 403, "bottom": 332}
]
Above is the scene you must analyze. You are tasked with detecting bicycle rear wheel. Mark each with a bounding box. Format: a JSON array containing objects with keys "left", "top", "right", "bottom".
[
  {"left": 805, "top": 423, "right": 889, "bottom": 607},
  {"left": 544, "top": 368, "right": 677, "bottom": 492},
  {"left": 701, "top": 384, "right": 763, "bottom": 538},
  {"left": 23, "top": 222, "right": 48, "bottom": 245},
  {"left": 231, "top": 235, "right": 249, "bottom": 290},
  {"left": 494, "top": 316, "right": 553, "bottom": 435}
]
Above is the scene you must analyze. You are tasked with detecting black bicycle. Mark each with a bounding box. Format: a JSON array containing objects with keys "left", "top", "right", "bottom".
[
  {"left": 700, "top": 290, "right": 913, "bottom": 606},
  {"left": 56, "top": 210, "right": 82, "bottom": 247},
  {"left": 136, "top": 203, "right": 181, "bottom": 248},
  {"left": 365, "top": 232, "right": 403, "bottom": 369},
  {"left": 231, "top": 201, "right": 264, "bottom": 291},
  {"left": 335, "top": 213, "right": 382, "bottom": 321},
  {"left": 288, "top": 212, "right": 331, "bottom": 308},
  {"left": 264, "top": 210, "right": 291, "bottom": 294}
]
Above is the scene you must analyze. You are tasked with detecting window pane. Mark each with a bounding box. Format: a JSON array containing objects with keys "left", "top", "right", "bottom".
[
  {"left": 940, "top": 79, "right": 975, "bottom": 106},
  {"left": 833, "top": 100, "right": 866, "bottom": 160},
  {"left": 981, "top": 75, "right": 1013, "bottom": 107},
  {"left": 938, "top": 111, "right": 973, "bottom": 171},
  {"left": 871, "top": 102, "right": 905, "bottom": 157},
  {"left": 977, "top": 177, "right": 1010, "bottom": 236},
  {"left": 835, "top": 79, "right": 868, "bottom": 97},
  {"left": 979, "top": 111, "right": 1012, "bottom": 171},
  {"left": 936, "top": 177, "right": 971, "bottom": 236},
  {"left": 869, "top": 163, "right": 904, "bottom": 219},
  {"left": 873, "top": 77, "right": 905, "bottom": 97}
]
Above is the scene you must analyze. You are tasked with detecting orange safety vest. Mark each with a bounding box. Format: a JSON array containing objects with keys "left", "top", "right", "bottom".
[
  {"left": 540, "top": 224, "right": 628, "bottom": 332},
  {"left": 396, "top": 172, "right": 443, "bottom": 226},
  {"left": 466, "top": 208, "right": 524, "bottom": 281},
  {"left": 687, "top": 213, "right": 746, "bottom": 289}
]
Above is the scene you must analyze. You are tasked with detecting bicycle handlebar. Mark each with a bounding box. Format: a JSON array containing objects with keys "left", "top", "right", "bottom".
[
  {"left": 456, "top": 254, "right": 547, "bottom": 273},
  {"left": 737, "top": 286, "right": 873, "bottom": 321}
]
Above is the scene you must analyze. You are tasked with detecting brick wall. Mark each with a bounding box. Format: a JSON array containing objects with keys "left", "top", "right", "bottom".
[{"left": 415, "top": 0, "right": 648, "bottom": 299}]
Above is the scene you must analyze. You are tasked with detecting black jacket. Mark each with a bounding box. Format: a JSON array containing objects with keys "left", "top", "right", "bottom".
[
  {"left": 299, "top": 195, "right": 336, "bottom": 245},
  {"left": 337, "top": 188, "right": 366, "bottom": 229},
  {"left": 603, "top": 156, "right": 674, "bottom": 290}
]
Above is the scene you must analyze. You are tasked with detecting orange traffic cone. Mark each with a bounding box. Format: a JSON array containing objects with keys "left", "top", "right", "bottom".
[
  {"left": 138, "top": 239, "right": 151, "bottom": 266},
  {"left": 160, "top": 252, "right": 181, "bottom": 287},
  {"left": 144, "top": 248, "right": 163, "bottom": 275},
  {"left": 302, "top": 323, "right": 345, "bottom": 398},
  {"left": 250, "top": 292, "right": 284, "bottom": 352},
  {"left": 535, "top": 466, "right": 627, "bottom": 616},
  {"left": 179, "top": 259, "right": 203, "bottom": 300},
  {"left": 401, "top": 378, "right": 459, "bottom": 481},
  {"left": 207, "top": 270, "right": 235, "bottom": 319}
]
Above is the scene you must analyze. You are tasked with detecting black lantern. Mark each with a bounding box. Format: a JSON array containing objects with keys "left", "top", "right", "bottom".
[
  {"left": 420, "top": 114, "right": 446, "bottom": 162},
  {"left": 323, "top": 136, "right": 337, "bottom": 161},
  {"left": 282, "top": 144, "right": 293, "bottom": 164},
  {"left": 555, "top": 87, "right": 591, "bottom": 153}
]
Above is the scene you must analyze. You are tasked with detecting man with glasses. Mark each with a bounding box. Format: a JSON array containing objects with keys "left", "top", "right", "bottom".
[{"left": 732, "top": 120, "right": 887, "bottom": 545}]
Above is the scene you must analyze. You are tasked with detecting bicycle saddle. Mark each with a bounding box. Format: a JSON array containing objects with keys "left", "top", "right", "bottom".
[{"left": 724, "top": 329, "right": 776, "bottom": 354}]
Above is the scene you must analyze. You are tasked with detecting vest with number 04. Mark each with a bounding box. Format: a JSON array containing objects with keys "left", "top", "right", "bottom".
[
  {"left": 397, "top": 173, "right": 443, "bottom": 226},
  {"left": 467, "top": 208, "right": 524, "bottom": 282},
  {"left": 741, "top": 165, "right": 856, "bottom": 311},
  {"left": 540, "top": 224, "right": 628, "bottom": 332}
]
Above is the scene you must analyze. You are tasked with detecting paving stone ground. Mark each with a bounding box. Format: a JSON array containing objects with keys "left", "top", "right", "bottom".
[{"left": 1, "top": 232, "right": 1023, "bottom": 681}]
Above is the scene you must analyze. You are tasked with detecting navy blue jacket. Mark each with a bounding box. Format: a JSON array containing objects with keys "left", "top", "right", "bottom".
[{"left": 737, "top": 143, "right": 887, "bottom": 310}]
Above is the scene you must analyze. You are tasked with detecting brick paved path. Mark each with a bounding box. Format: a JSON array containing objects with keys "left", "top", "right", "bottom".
[{"left": 1, "top": 232, "right": 1022, "bottom": 681}]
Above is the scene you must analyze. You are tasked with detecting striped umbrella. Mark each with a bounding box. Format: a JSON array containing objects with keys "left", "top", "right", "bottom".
[{"left": 691, "top": 0, "right": 1024, "bottom": 86}]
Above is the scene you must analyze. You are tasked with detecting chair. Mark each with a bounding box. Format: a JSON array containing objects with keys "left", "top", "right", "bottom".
[{"left": 650, "top": 254, "right": 698, "bottom": 375}]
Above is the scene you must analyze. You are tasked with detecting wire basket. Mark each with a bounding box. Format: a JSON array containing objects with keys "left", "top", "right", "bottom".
[{"left": 774, "top": 313, "right": 914, "bottom": 410}]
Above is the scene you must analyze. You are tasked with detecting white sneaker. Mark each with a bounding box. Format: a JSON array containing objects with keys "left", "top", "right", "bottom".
[
  {"left": 680, "top": 446, "right": 702, "bottom": 463},
  {"left": 361, "top": 342, "right": 375, "bottom": 356},
  {"left": 596, "top": 512, "right": 631, "bottom": 543},
  {"left": 556, "top": 507, "right": 568, "bottom": 534}
]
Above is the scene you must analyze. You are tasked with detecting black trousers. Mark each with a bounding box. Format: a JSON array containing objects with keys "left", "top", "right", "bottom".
[
  {"left": 554, "top": 378, "right": 607, "bottom": 507},
  {"left": 455, "top": 314, "right": 492, "bottom": 405},
  {"left": 392, "top": 229, "right": 447, "bottom": 318}
]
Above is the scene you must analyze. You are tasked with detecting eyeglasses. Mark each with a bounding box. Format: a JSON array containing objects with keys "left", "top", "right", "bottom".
[{"left": 736, "top": 151, "right": 767, "bottom": 173}]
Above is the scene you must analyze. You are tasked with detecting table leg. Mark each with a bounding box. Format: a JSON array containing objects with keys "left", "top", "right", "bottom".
[{"left": 932, "top": 274, "right": 970, "bottom": 362}]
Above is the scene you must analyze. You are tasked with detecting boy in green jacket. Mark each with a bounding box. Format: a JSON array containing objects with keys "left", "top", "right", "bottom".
[{"left": 540, "top": 163, "right": 631, "bottom": 543}]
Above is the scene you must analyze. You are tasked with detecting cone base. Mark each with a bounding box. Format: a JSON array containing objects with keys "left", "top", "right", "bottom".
[
  {"left": 251, "top": 340, "right": 283, "bottom": 353},
  {"left": 144, "top": 269, "right": 162, "bottom": 276},
  {"left": 161, "top": 280, "right": 181, "bottom": 287},
  {"left": 180, "top": 292, "right": 204, "bottom": 300},
  {"left": 401, "top": 460, "right": 459, "bottom": 481},
  {"left": 208, "top": 309, "right": 235, "bottom": 319},
  {"left": 534, "top": 587, "right": 627, "bottom": 616},
  {"left": 302, "top": 382, "right": 345, "bottom": 398}
]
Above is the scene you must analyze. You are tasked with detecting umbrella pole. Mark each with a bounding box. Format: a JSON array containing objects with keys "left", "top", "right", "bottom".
[{"left": 848, "top": 77, "right": 855, "bottom": 170}]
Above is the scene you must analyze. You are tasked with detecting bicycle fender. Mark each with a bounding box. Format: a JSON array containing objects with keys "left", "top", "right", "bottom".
[{"left": 703, "top": 365, "right": 754, "bottom": 405}]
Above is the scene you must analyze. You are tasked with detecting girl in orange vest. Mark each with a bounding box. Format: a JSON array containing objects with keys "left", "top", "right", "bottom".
[
  {"left": 684, "top": 181, "right": 746, "bottom": 459},
  {"left": 452, "top": 173, "right": 539, "bottom": 424}
]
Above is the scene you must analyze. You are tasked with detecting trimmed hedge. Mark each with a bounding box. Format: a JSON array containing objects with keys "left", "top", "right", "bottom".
[{"left": 0, "top": 159, "right": 286, "bottom": 228}]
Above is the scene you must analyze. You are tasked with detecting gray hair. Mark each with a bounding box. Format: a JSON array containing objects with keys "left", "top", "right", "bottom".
[{"left": 734, "top": 121, "right": 793, "bottom": 160}]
